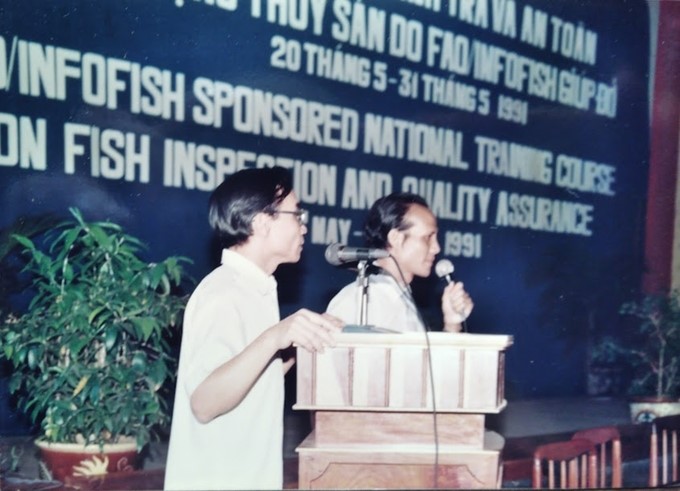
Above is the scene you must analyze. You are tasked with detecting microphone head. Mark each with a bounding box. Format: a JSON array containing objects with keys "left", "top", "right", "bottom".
[
  {"left": 324, "top": 243, "right": 343, "bottom": 266},
  {"left": 435, "top": 259, "right": 454, "bottom": 278}
]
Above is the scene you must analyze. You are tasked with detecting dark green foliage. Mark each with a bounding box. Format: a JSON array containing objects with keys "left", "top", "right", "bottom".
[
  {"left": 1, "top": 208, "right": 191, "bottom": 449},
  {"left": 594, "top": 291, "right": 680, "bottom": 399}
]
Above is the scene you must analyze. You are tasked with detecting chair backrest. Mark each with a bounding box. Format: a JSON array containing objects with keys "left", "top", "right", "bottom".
[
  {"left": 572, "top": 425, "right": 622, "bottom": 488},
  {"left": 532, "top": 438, "right": 597, "bottom": 489},
  {"left": 649, "top": 414, "right": 680, "bottom": 487}
]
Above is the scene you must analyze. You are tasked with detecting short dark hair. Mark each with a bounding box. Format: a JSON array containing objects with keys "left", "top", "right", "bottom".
[
  {"left": 208, "top": 166, "right": 293, "bottom": 247},
  {"left": 363, "top": 192, "right": 429, "bottom": 248}
]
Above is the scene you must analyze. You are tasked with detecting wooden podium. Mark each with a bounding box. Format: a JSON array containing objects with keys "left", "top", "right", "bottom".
[{"left": 294, "top": 331, "right": 513, "bottom": 489}]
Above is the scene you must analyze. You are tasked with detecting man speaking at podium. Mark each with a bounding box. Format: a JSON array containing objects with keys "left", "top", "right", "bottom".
[{"left": 327, "top": 192, "right": 474, "bottom": 333}]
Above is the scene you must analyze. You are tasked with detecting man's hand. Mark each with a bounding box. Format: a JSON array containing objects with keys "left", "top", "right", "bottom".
[
  {"left": 441, "top": 282, "right": 474, "bottom": 332},
  {"left": 272, "top": 309, "right": 344, "bottom": 352}
]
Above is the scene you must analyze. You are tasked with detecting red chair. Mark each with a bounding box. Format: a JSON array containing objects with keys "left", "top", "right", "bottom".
[
  {"left": 649, "top": 414, "right": 680, "bottom": 487},
  {"left": 572, "top": 426, "right": 622, "bottom": 488},
  {"left": 533, "top": 438, "right": 597, "bottom": 489}
]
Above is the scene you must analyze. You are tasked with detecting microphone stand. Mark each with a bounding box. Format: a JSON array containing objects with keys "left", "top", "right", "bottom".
[{"left": 357, "top": 259, "right": 370, "bottom": 326}]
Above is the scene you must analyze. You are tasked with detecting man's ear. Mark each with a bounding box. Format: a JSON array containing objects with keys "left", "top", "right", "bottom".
[
  {"left": 251, "top": 212, "right": 272, "bottom": 237},
  {"left": 386, "top": 228, "right": 403, "bottom": 250}
]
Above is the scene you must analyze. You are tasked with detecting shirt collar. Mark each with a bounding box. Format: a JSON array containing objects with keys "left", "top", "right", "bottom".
[
  {"left": 221, "top": 249, "right": 278, "bottom": 295},
  {"left": 374, "top": 270, "right": 415, "bottom": 301}
]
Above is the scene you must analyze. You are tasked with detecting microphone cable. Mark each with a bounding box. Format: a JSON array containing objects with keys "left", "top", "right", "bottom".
[{"left": 388, "top": 256, "right": 440, "bottom": 489}]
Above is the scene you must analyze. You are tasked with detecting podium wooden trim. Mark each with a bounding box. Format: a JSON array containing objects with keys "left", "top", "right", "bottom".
[
  {"left": 295, "top": 332, "right": 513, "bottom": 489},
  {"left": 296, "top": 332, "right": 512, "bottom": 413}
]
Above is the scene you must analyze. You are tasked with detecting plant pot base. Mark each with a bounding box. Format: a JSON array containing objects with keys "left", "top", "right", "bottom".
[
  {"left": 35, "top": 439, "right": 139, "bottom": 482},
  {"left": 629, "top": 399, "right": 680, "bottom": 423}
]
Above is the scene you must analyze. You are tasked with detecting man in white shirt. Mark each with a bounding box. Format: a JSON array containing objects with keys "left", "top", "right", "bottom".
[
  {"left": 327, "top": 192, "right": 473, "bottom": 332},
  {"left": 165, "top": 167, "right": 343, "bottom": 490}
]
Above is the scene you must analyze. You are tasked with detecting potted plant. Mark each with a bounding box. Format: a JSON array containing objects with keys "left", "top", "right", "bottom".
[
  {"left": 0, "top": 208, "right": 190, "bottom": 481},
  {"left": 0, "top": 214, "right": 61, "bottom": 437},
  {"left": 594, "top": 291, "right": 680, "bottom": 422}
]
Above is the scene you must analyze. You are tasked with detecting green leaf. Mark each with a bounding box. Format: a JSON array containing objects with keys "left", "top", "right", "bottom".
[
  {"left": 11, "top": 234, "right": 36, "bottom": 251},
  {"left": 160, "top": 274, "right": 171, "bottom": 295},
  {"left": 27, "top": 347, "right": 38, "bottom": 370},
  {"left": 89, "top": 379, "right": 101, "bottom": 404},
  {"left": 148, "top": 264, "right": 165, "bottom": 289},
  {"left": 69, "top": 337, "right": 89, "bottom": 357},
  {"left": 87, "top": 305, "right": 106, "bottom": 324},
  {"left": 61, "top": 228, "right": 81, "bottom": 252},
  {"left": 15, "top": 346, "right": 27, "bottom": 364},
  {"left": 88, "top": 224, "right": 111, "bottom": 249},
  {"left": 104, "top": 327, "right": 118, "bottom": 350},
  {"left": 3, "top": 344, "right": 14, "bottom": 359},
  {"left": 132, "top": 317, "right": 156, "bottom": 341},
  {"left": 131, "top": 352, "right": 147, "bottom": 371},
  {"left": 148, "top": 360, "right": 169, "bottom": 387}
]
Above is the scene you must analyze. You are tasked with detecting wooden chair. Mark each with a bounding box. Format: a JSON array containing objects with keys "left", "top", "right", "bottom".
[
  {"left": 572, "top": 425, "right": 622, "bottom": 488},
  {"left": 649, "top": 413, "right": 680, "bottom": 487},
  {"left": 532, "top": 438, "right": 597, "bottom": 489}
]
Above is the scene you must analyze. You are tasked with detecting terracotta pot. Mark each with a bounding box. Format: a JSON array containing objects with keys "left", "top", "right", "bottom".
[
  {"left": 35, "top": 438, "right": 139, "bottom": 482},
  {"left": 629, "top": 397, "right": 680, "bottom": 423}
]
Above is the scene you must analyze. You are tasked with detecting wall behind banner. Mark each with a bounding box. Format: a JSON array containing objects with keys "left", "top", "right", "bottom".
[{"left": 0, "top": 0, "right": 649, "bottom": 403}]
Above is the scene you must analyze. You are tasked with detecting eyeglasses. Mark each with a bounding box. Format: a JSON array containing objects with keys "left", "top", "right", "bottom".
[{"left": 273, "top": 209, "right": 309, "bottom": 226}]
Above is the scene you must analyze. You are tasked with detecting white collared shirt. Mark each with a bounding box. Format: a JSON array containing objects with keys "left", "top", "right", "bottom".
[
  {"left": 327, "top": 273, "right": 425, "bottom": 332},
  {"left": 165, "top": 249, "right": 283, "bottom": 490}
]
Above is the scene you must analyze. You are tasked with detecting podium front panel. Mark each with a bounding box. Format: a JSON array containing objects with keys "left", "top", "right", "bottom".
[
  {"left": 295, "top": 332, "right": 513, "bottom": 413},
  {"left": 297, "top": 433, "right": 503, "bottom": 489}
]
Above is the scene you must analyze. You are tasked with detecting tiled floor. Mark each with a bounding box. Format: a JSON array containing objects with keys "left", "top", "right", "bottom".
[
  {"left": 486, "top": 396, "right": 631, "bottom": 438},
  {"left": 0, "top": 397, "right": 651, "bottom": 488}
]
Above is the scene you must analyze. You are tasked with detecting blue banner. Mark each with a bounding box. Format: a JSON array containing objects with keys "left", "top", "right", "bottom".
[{"left": 0, "top": 0, "right": 650, "bottom": 397}]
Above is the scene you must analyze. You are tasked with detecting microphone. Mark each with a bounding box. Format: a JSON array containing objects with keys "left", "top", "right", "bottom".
[
  {"left": 435, "top": 259, "right": 454, "bottom": 284},
  {"left": 324, "top": 243, "right": 389, "bottom": 266}
]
